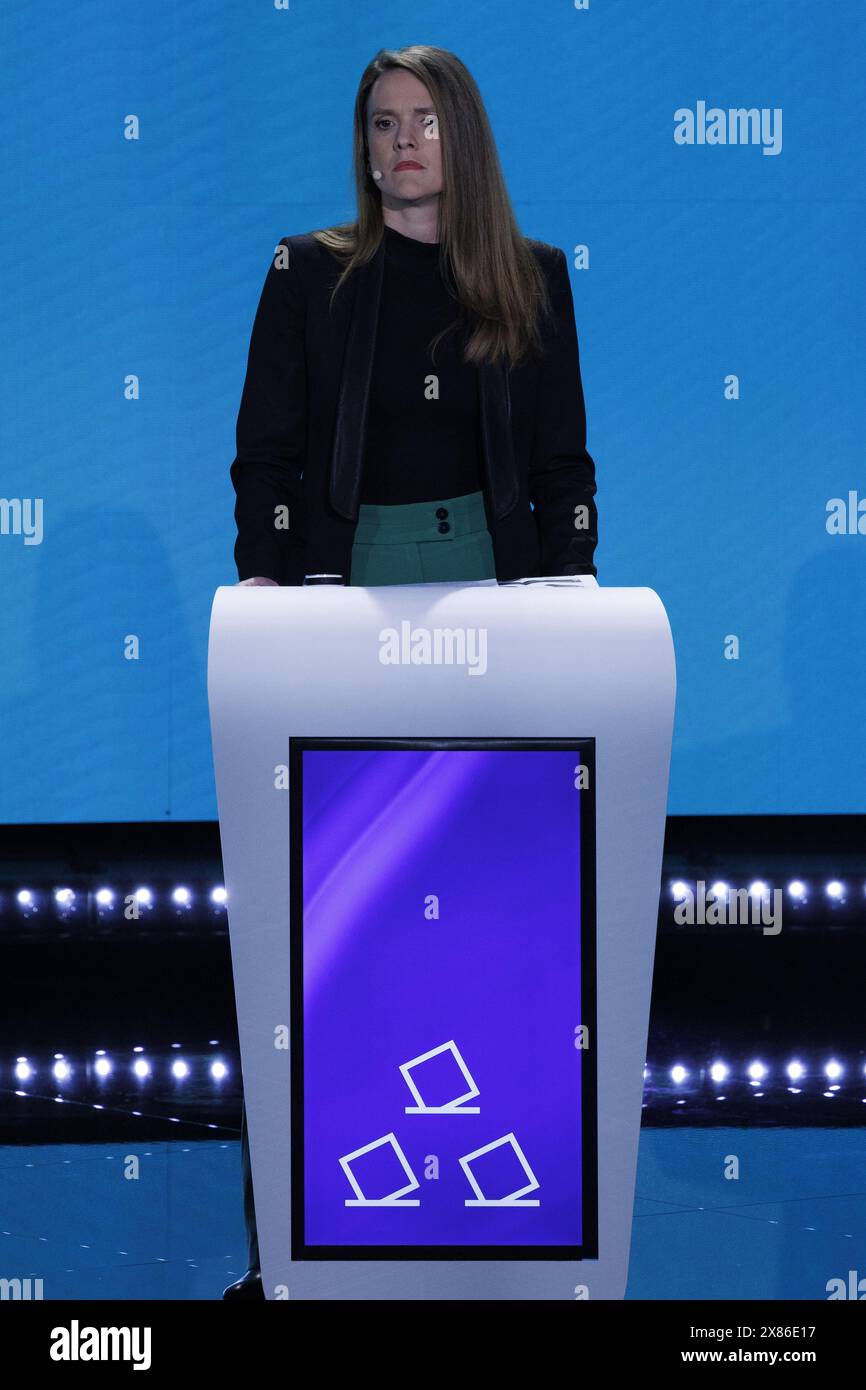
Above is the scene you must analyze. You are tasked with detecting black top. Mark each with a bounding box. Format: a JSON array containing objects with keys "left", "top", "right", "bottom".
[
  {"left": 359, "top": 224, "right": 485, "bottom": 505},
  {"left": 230, "top": 228, "right": 599, "bottom": 583}
]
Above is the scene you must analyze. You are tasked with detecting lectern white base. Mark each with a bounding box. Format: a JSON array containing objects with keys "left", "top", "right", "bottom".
[{"left": 208, "top": 580, "right": 675, "bottom": 1299}]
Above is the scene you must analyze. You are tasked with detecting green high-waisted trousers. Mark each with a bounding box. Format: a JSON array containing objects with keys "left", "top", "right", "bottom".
[{"left": 349, "top": 488, "right": 496, "bottom": 585}]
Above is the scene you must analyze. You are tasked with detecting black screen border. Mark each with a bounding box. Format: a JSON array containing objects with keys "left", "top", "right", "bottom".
[{"left": 290, "top": 736, "right": 598, "bottom": 1262}]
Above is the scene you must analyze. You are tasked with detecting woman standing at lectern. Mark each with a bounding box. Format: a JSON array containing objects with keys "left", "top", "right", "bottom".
[{"left": 223, "top": 43, "right": 599, "bottom": 1298}]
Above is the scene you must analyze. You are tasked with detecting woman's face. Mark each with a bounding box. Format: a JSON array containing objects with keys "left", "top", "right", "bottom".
[{"left": 365, "top": 69, "right": 443, "bottom": 209}]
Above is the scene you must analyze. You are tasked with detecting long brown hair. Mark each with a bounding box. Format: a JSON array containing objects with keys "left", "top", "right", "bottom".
[{"left": 311, "top": 45, "right": 552, "bottom": 369}]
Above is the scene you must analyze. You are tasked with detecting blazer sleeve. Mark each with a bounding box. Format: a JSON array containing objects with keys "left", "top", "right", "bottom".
[
  {"left": 528, "top": 247, "right": 599, "bottom": 577},
  {"left": 230, "top": 239, "right": 307, "bottom": 583}
]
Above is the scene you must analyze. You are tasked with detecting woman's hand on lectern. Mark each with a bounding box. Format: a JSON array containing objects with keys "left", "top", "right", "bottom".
[{"left": 238, "top": 576, "right": 279, "bottom": 586}]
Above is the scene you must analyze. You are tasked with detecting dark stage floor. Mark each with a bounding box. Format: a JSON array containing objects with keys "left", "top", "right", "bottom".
[{"left": 2, "top": 1127, "right": 863, "bottom": 1300}]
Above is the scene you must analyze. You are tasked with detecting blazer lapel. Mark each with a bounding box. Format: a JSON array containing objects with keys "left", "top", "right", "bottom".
[
  {"left": 328, "top": 241, "right": 384, "bottom": 521},
  {"left": 477, "top": 356, "right": 519, "bottom": 520},
  {"left": 328, "top": 236, "right": 519, "bottom": 522}
]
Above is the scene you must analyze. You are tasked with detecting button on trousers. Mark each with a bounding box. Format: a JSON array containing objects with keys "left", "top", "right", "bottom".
[{"left": 349, "top": 488, "right": 496, "bottom": 585}]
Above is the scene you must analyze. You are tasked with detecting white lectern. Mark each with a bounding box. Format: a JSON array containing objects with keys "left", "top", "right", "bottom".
[{"left": 208, "top": 579, "right": 675, "bottom": 1300}]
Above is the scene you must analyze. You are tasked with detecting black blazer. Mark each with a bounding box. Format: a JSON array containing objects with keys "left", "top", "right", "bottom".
[{"left": 230, "top": 231, "right": 598, "bottom": 584}]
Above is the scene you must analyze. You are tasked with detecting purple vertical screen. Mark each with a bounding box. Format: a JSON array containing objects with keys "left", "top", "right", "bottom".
[{"left": 300, "top": 746, "right": 585, "bottom": 1249}]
